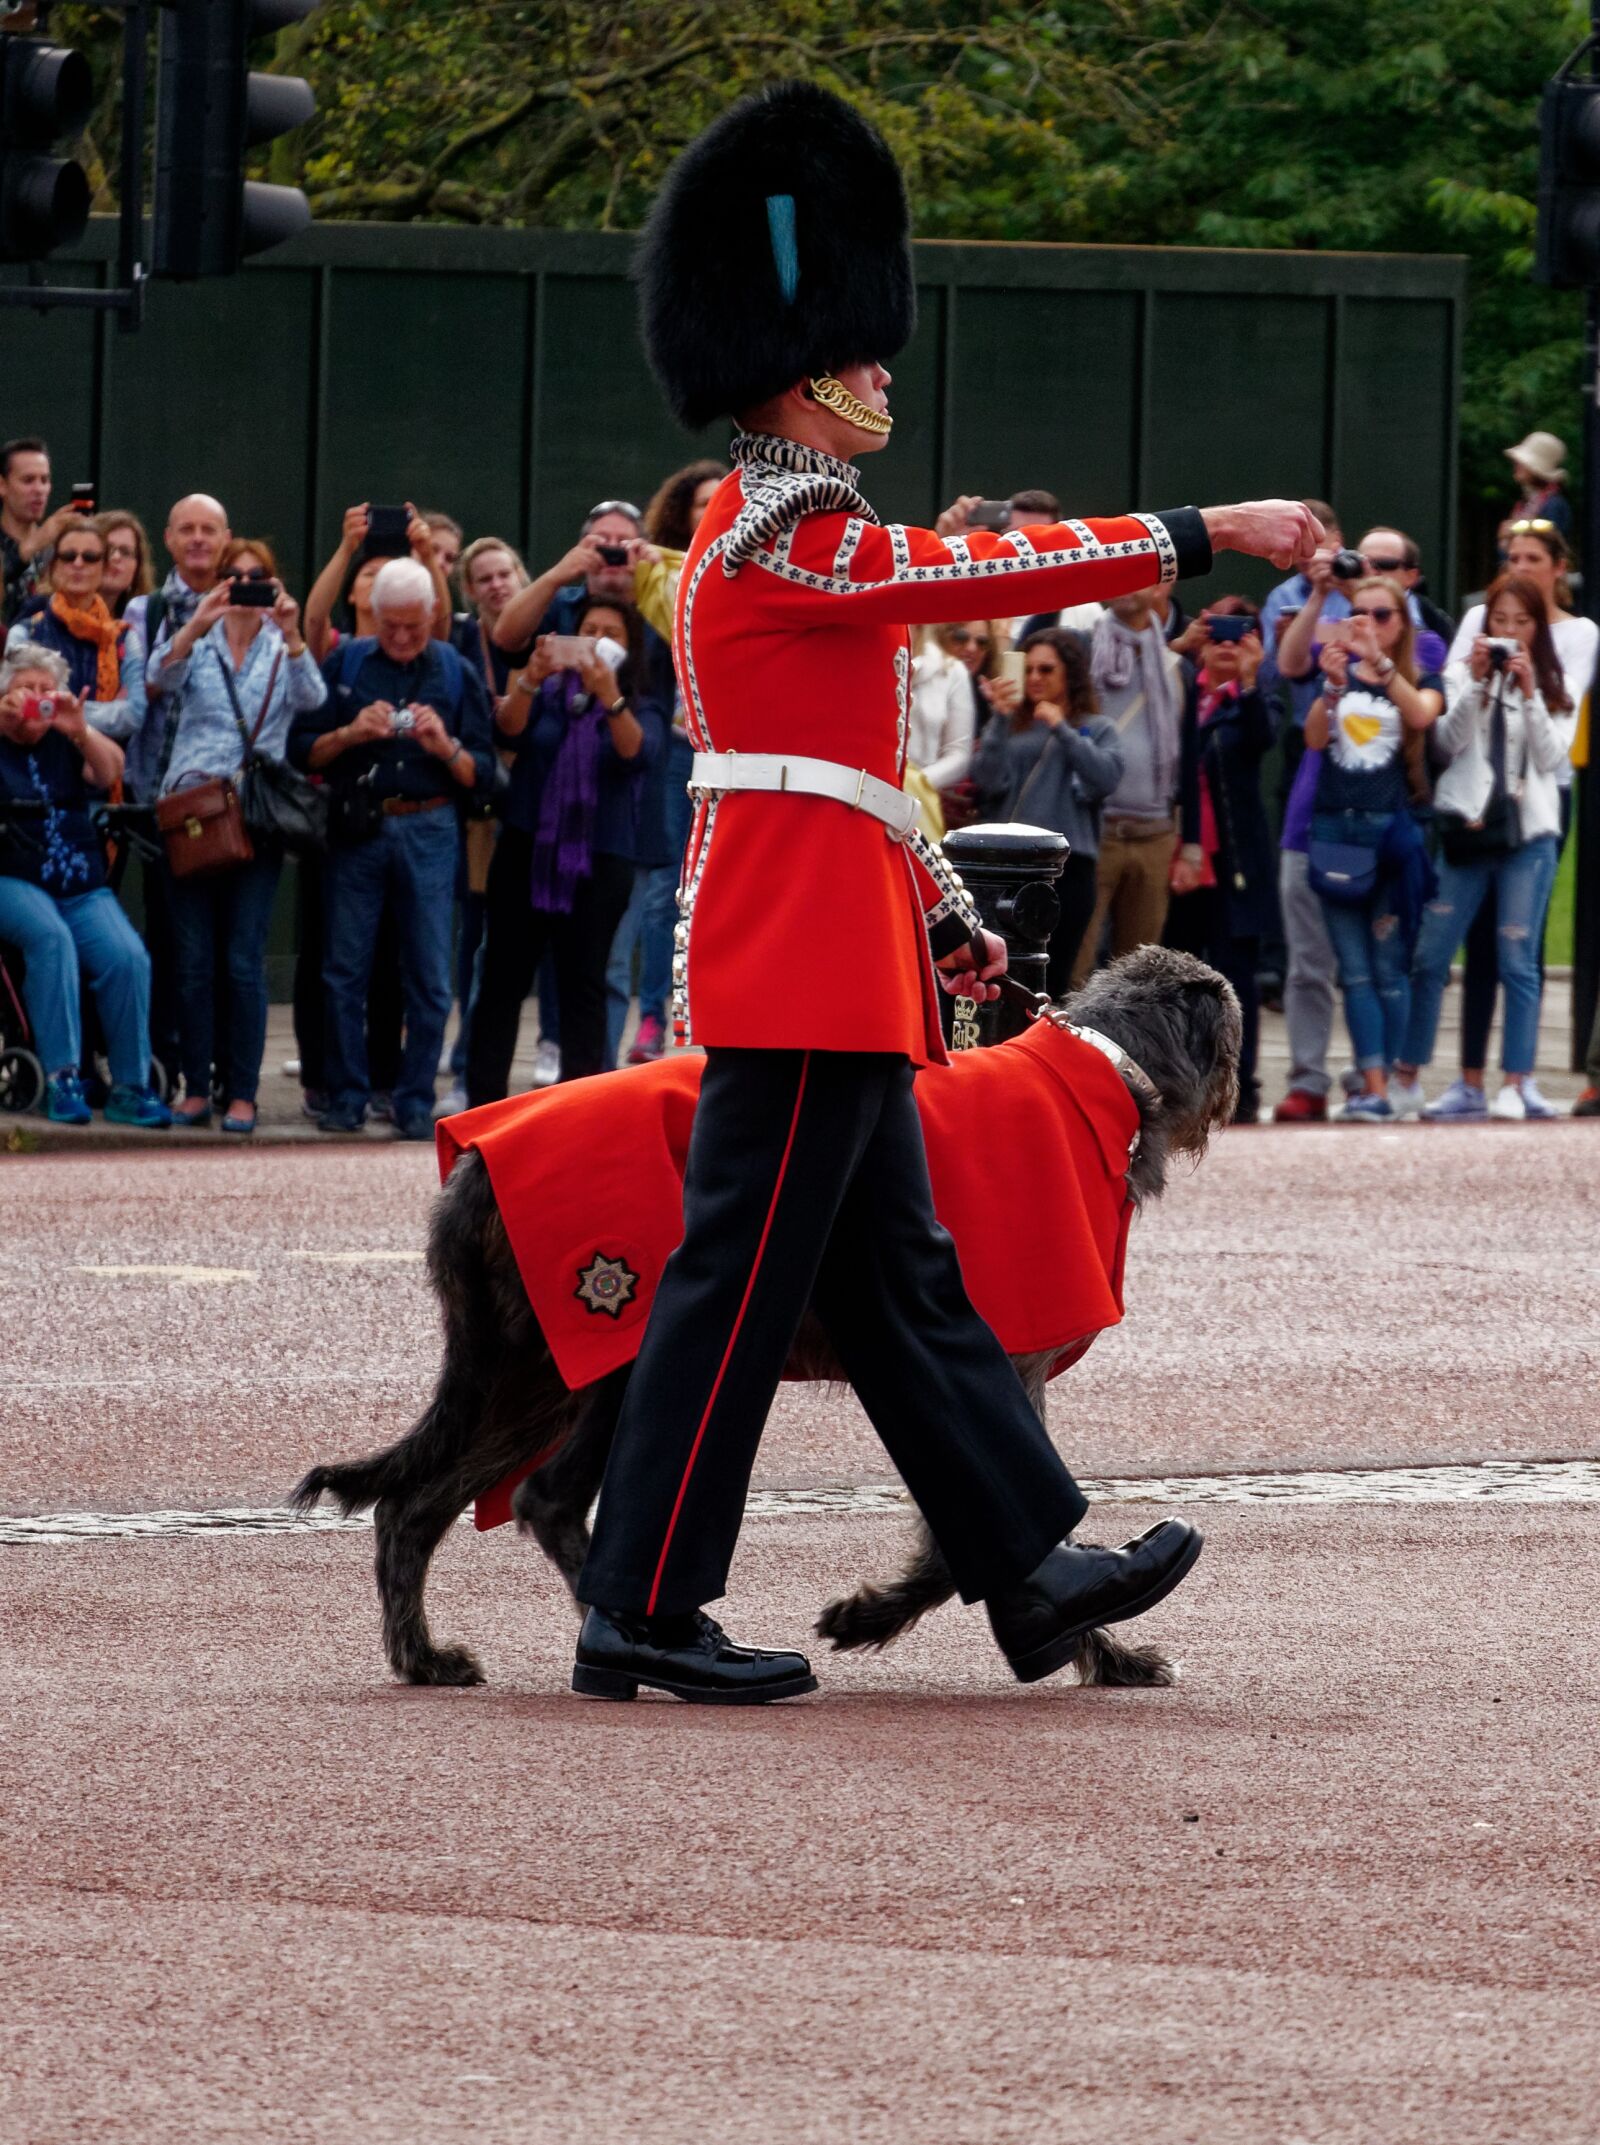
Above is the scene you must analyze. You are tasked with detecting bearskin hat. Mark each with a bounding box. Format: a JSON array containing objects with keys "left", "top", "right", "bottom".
[{"left": 637, "top": 81, "right": 916, "bottom": 432}]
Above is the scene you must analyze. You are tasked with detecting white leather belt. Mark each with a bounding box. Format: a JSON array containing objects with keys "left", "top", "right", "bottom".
[{"left": 690, "top": 750, "right": 918, "bottom": 841}]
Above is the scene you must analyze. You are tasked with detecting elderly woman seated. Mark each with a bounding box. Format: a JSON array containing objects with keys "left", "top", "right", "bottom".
[{"left": 0, "top": 641, "right": 169, "bottom": 1127}]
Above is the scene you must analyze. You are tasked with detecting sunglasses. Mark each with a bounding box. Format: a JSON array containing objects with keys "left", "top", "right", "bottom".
[
  {"left": 949, "top": 630, "right": 990, "bottom": 646},
  {"left": 1352, "top": 606, "right": 1398, "bottom": 623},
  {"left": 1363, "top": 556, "right": 1407, "bottom": 573},
  {"left": 1507, "top": 518, "right": 1558, "bottom": 536},
  {"left": 586, "top": 498, "right": 642, "bottom": 524},
  {"left": 57, "top": 548, "right": 105, "bottom": 565}
]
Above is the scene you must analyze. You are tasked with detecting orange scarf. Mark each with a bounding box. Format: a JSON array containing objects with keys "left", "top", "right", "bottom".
[{"left": 48, "top": 589, "right": 125, "bottom": 703}]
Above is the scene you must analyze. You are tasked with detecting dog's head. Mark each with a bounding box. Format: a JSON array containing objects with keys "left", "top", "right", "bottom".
[{"left": 1063, "top": 946, "right": 1242, "bottom": 1193}]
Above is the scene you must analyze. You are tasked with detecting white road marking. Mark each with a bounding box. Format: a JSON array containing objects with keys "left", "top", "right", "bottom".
[
  {"left": 5, "top": 1459, "right": 1599, "bottom": 1544},
  {"left": 286, "top": 1250, "right": 425, "bottom": 1265},
  {"left": 69, "top": 1264, "right": 258, "bottom": 1284}
]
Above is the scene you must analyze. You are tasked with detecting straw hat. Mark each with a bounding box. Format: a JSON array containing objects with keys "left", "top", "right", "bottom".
[{"left": 1504, "top": 430, "right": 1567, "bottom": 484}]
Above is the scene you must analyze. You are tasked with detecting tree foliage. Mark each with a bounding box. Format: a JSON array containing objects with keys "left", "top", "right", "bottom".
[{"left": 57, "top": 0, "right": 1592, "bottom": 538}]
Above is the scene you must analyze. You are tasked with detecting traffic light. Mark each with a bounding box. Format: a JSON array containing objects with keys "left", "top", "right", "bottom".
[
  {"left": 152, "top": 0, "right": 317, "bottom": 280},
  {"left": 1535, "top": 77, "right": 1600, "bottom": 290},
  {"left": 0, "top": 33, "right": 93, "bottom": 264}
]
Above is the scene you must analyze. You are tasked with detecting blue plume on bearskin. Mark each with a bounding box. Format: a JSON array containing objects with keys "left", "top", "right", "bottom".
[{"left": 636, "top": 81, "right": 917, "bottom": 431}]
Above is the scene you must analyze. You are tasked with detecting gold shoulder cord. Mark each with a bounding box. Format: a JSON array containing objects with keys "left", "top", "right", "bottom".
[{"left": 809, "top": 374, "right": 893, "bottom": 435}]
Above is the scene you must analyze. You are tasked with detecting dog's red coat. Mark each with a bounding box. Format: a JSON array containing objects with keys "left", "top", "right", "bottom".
[{"left": 438, "top": 1019, "right": 1139, "bottom": 1531}]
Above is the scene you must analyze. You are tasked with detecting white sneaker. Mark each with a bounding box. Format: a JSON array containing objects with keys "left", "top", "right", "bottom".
[
  {"left": 1519, "top": 1077, "right": 1559, "bottom": 1120},
  {"left": 1391, "top": 1078, "right": 1426, "bottom": 1120},
  {"left": 431, "top": 1082, "right": 467, "bottom": 1121},
  {"left": 1488, "top": 1083, "right": 1527, "bottom": 1122},
  {"left": 531, "top": 1040, "right": 560, "bottom": 1089}
]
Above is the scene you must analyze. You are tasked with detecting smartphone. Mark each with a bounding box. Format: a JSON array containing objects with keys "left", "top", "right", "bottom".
[
  {"left": 542, "top": 634, "right": 594, "bottom": 669},
  {"left": 594, "top": 543, "right": 629, "bottom": 567},
  {"left": 1317, "top": 619, "right": 1352, "bottom": 648},
  {"left": 967, "top": 499, "right": 1012, "bottom": 533},
  {"left": 995, "top": 649, "right": 1026, "bottom": 690},
  {"left": 1206, "top": 614, "right": 1253, "bottom": 643},
  {"left": 364, "top": 504, "right": 411, "bottom": 558},
  {"left": 71, "top": 482, "right": 96, "bottom": 512},
  {"left": 229, "top": 575, "right": 276, "bottom": 608}
]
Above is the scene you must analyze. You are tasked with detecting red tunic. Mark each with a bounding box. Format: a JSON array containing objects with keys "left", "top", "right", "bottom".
[
  {"left": 673, "top": 435, "right": 1202, "bottom": 1066},
  {"left": 437, "top": 1020, "right": 1141, "bottom": 1530}
]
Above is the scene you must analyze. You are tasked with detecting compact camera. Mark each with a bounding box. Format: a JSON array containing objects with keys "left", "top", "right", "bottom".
[
  {"left": 390, "top": 705, "right": 418, "bottom": 734},
  {"left": 1486, "top": 638, "right": 1520, "bottom": 672},
  {"left": 1329, "top": 549, "right": 1366, "bottom": 581},
  {"left": 19, "top": 693, "right": 57, "bottom": 724}
]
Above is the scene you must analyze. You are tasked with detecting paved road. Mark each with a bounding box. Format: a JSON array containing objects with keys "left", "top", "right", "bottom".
[{"left": 3, "top": 1130, "right": 1598, "bottom": 2142}]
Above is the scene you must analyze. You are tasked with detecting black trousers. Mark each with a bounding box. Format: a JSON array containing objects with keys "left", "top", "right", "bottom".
[
  {"left": 466, "top": 828, "right": 633, "bottom": 1104},
  {"left": 1164, "top": 886, "right": 1260, "bottom": 1101},
  {"left": 578, "top": 1048, "right": 1088, "bottom": 1618}
]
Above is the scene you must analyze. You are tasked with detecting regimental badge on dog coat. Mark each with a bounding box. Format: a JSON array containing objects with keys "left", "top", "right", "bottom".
[{"left": 575, "top": 1252, "right": 639, "bottom": 1318}]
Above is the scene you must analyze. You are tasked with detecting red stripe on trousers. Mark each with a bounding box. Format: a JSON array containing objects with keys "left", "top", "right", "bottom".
[{"left": 646, "top": 1052, "right": 812, "bottom": 1615}]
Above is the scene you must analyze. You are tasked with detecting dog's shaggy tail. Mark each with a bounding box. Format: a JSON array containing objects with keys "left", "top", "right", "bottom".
[
  {"left": 290, "top": 1151, "right": 544, "bottom": 1520},
  {"left": 289, "top": 1456, "right": 397, "bottom": 1517}
]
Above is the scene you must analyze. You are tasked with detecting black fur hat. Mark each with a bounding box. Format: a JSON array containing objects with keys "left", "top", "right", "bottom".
[{"left": 636, "top": 81, "right": 916, "bottom": 431}]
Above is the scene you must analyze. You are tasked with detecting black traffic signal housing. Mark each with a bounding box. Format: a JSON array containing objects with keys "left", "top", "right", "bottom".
[
  {"left": 152, "top": 0, "right": 317, "bottom": 280},
  {"left": 0, "top": 33, "right": 93, "bottom": 264},
  {"left": 1536, "top": 77, "right": 1600, "bottom": 290}
]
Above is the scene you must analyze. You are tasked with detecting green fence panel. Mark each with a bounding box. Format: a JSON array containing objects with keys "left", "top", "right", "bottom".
[{"left": 7, "top": 223, "right": 1466, "bottom": 999}]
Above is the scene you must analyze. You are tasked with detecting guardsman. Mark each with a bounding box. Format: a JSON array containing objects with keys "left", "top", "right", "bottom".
[{"left": 571, "top": 81, "right": 1320, "bottom": 1703}]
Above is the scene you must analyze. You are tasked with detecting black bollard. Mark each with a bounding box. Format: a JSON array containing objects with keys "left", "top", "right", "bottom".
[{"left": 940, "top": 822, "right": 1069, "bottom": 1050}]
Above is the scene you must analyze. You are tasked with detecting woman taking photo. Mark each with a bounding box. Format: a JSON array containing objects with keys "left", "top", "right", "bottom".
[
  {"left": 3, "top": 516, "right": 144, "bottom": 746},
  {"left": 1164, "top": 600, "right": 1275, "bottom": 1121},
  {"left": 1394, "top": 574, "right": 1574, "bottom": 1121},
  {"left": 466, "top": 596, "right": 661, "bottom": 1103},
  {"left": 155, "top": 539, "right": 326, "bottom": 1132},
  {"left": 1305, "top": 576, "right": 1444, "bottom": 1122},
  {"left": 1432, "top": 520, "right": 1597, "bottom": 1118},
  {"left": 971, "top": 627, "right": 1120, "bottom": 990}
]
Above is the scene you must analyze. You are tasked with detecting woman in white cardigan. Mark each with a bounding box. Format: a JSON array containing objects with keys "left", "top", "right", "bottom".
[
  {"left": 903, "top": 622, "right": 984, "bottom": 837},
  {"left": 1395, "top": 573, "right": 1575, "bottom": 1120}
]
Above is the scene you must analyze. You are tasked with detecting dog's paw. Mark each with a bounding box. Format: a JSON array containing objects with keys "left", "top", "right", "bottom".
[
  {"left": 403, "top": 1644, "right": 487, "bottom": 1688},
  {"left": 1074, "top": 1628, "right": 1175, "bottom": 1689}
]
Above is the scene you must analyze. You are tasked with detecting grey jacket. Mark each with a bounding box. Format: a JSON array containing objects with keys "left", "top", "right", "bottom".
[{"left": 971, "top": 713, "right": 1124, "bottom": 858}]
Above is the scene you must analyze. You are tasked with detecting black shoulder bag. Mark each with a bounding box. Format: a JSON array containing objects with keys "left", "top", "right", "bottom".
[
  {"left": 1437, "top": 672, "right": 1522, "bottom": 866},
  {"left": 215, "top": 642, "right": 329, "bottom": 857}
]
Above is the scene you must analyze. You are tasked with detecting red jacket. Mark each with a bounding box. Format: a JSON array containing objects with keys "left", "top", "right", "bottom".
[
  {"left": 439, "top": 1019, "right": 1142, "bottom": 1530},
  {"left": 672, "top": 433, "right": 1208, "bottom": 1065}
]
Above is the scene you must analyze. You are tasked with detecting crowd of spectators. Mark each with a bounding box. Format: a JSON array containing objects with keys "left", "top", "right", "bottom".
[{"left": 1, "top": 425, "right": 1596, "bottom": 1134}]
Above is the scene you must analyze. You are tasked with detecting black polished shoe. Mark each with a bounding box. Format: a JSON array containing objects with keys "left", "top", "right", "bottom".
[
  {"left": 987, "top": 1519, "right": 1204, "bottom": 1685},
  {"left": 572, "top": 1606, "right": 819, "bottom": 1706}
]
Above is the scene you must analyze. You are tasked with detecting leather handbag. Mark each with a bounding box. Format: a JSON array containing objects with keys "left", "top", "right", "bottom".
[
  {"left": 155, "top": 772, "right": 254, "bottom": 878},
  {"left": 215, "top": 647, "right": 328, "bottom": 857}
]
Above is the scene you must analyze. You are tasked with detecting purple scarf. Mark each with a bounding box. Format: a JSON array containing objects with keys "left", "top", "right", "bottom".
[{"left": 530, "top": 673, "right": 609, "bottom": 914}]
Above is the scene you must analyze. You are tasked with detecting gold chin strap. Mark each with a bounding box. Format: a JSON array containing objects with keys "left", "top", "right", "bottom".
[{"left": 810, "top": 374, "right": 893, "bottom": 436}]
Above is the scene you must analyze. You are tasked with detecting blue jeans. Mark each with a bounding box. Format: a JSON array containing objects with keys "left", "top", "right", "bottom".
[
  {"left": 0, "top": 878, "right": 153, "bottom": 1084},
  {"left": 605, "top": 730, "right": 694, "bottom": 1060},
  {"left": 167, "top": 850, "right": 282, "bottom": 1104},
  {"left": 324, "top": 809, "right": 457, "bottom": 1123},
  {"left": 1321, "top": 892, "right": 1410, "bottom": 1072},
  {"left": 1402, "top": 835, "right": 1557, "bottom": 1076}
]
